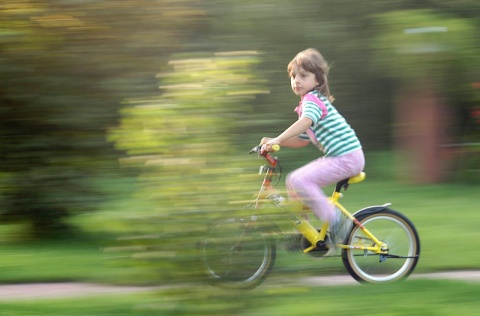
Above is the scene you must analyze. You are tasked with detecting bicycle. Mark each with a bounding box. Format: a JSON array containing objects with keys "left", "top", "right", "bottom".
[{"left": 200, "top": 145, "right": 420, "bottom": 289}]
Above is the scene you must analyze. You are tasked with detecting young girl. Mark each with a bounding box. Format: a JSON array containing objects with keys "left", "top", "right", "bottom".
[{"left": 261, "top": 48, "right": 365, "bottom": 247}]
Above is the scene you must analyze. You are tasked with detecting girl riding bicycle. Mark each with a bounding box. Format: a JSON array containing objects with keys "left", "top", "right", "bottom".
[{"left": 261, "top": 48, "right": 365, "bottom": 248}]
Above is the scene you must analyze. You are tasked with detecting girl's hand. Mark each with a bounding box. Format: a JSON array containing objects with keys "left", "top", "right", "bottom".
[
  {"left": 260, "top": 138, "right": 280, "bottom": 153},
  {"left": 260, "top": 137, "right": 273, "bottom": 145}
]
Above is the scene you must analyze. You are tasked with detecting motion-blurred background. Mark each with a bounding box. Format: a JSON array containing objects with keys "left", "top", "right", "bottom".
[{"left": 0, "top": 1, "right": 479, "bottom": 314}]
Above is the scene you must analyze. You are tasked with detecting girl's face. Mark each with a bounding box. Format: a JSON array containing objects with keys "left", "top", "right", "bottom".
[{"left": 289, "top": 64, "right": 319, "bottom": 97}]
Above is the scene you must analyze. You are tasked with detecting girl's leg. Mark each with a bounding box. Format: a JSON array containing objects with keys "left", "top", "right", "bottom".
[{"left": 286, "top": 149, "right": 365, "bottom": 223}]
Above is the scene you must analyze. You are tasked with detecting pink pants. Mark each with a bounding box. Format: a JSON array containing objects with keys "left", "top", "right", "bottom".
[{"left": 286, "top": 149, "right": 365, "bottom": 223}]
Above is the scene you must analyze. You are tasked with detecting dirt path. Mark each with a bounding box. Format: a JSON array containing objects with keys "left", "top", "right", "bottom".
[
  {"left": 1, "top": 271, "right": 479, "bottom": 300},
  {"left": 0, "top": 283, "right": 158, "bottom": 301},
  {"left": 300, "top": 270, "right": 480, "bottom": 287}
]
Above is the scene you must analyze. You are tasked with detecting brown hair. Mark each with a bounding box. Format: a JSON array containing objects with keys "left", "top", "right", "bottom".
[{"left": 287, "top": 48, "right": 334, "bottom": 102}]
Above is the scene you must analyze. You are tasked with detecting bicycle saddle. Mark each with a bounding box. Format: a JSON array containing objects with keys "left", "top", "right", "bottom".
[
  {"left": 348, "top": 172, "right": 366, "bottom": 184},
  {"left": 335, "top": 172, "right": 366, "bottom": 192}
]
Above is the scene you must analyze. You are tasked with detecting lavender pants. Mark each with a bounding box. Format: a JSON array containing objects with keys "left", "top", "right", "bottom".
[{"left": 286, "top": 149, "right": 365, "bottom": 223}]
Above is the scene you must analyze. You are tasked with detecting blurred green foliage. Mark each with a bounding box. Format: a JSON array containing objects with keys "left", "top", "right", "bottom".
[
  {"left": 109, "top": 51, "right": 268, "bottom": 213},
  {"left": 0, "top": 0, "right": 205, "bottom": 235},
  {"left": 371, "top": 10, "right": 480, "bottom": 93},
  {"left": 0, "top": 0, "right": 478, "bottom": 249},
  {"left": 106, "top": 51, "right": 270, "bottom": 284}
]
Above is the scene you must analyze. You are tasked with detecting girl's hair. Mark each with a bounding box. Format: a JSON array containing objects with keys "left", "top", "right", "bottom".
[{"left": 287, "top": 48, "right": 334, "bottom": 102}]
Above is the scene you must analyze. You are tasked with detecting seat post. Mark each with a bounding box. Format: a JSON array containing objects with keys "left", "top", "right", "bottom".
[{"left": 334, "top": 179, "right": 350, "bottom": 193}]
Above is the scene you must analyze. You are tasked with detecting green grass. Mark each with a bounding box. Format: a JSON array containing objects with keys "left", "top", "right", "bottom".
[
  {"left": 1, "top": 279, "right": 480, "bottom": 315},
  {"left": 0, "top": 293, "right": 157, "bottom": 315},
  {"left": 253, "top": 279, "right": 480, "bottom": 316},
  {"left": 0, "top": 240, "right": 103, "bottom": 283},
  {"left": 0, "top": 150, "right": 478, "bottom": 314},
  {"left": 0, "top": 150, "right": 478, "bottom": 285}
]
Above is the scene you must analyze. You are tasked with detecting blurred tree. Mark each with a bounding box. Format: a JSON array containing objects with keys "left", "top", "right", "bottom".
[
  {"left": 371, "top": 10, "right": 480, "bottom": 182},
  {"left": 110, "top": 51, "right": 268, "bottom": 213},
  {"left": 107, "top": 50, "right": 268, "bottom": 284},
  {"left": 0, "top": 0, "right": 206, "bottom": 236}
]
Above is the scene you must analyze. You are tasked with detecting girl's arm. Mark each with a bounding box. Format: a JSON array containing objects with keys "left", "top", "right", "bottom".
[
  {"left": 279, "top": 137, "right": 310, "bottom": 148},
  {"left": 261, "top": 136, "right": 309, "bottom": 148},
  {"left": 263, "top": 117, "right": 312, "bottom": 150}
]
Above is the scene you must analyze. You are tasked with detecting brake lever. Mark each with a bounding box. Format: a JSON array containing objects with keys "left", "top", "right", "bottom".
[{"left": 249, "top": 145, "right": 262, "bottom": 155}]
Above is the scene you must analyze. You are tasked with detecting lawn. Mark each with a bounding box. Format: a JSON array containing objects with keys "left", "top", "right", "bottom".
[
  {"left": 1, "top": 279, "right": 480, "bottom": 315},
  {"left": 0, "top": 150, "right": 479, "bottom": 284},
  {"left": 0, "top": 150, "right": 478, "bottom": 314}
]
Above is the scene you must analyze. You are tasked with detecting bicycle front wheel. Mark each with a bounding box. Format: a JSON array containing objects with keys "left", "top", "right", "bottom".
[
  {"left": 342, "top": 208, "right": 420, "bottom": 283},
  {"left": 200, "top": 217, "right": 276, "bottom": 289}
]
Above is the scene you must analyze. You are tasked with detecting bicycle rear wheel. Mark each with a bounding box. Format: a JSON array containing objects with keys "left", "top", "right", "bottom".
[
  {"left": 200, "top": 217, "right": 276, "bottom": 289},
  {"left": 342, "top": 208, "right": 420, "bottom": 283}
]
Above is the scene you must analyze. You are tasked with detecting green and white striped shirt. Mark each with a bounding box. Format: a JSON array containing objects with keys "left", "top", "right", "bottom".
[{"left": 298, "top": 91, "right": 362, "bottom": 157}]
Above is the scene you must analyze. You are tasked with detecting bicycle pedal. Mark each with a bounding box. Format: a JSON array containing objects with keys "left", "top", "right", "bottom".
[
  {"left": 314, "top": 241, "right": 329, "bottom": 251},
  {"left": 300, "top": 238, "right": 330, "bottom": 258}
]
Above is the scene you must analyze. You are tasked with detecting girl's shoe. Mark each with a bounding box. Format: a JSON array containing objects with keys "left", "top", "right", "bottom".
[{"left": 326, "top": 209, "right": 352, "bottom": 254}]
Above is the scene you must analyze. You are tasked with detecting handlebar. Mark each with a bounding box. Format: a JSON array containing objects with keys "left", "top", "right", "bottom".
[
  {"left": 249, "top": 144, "right": 282, "bottom": 184},
  {"left": 249, "top": 144, "right": 281, "bottom": 168},
  {"left": 249, "top": 144, "right": 280, "bottom": 155}
]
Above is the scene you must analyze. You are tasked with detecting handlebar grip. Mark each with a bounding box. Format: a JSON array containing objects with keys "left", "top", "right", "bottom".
[{"left": 271, "top": 144, "right": 280, "bottom": 152}]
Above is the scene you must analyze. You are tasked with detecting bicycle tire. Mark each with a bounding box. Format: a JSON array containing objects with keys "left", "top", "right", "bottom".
[
  {"left": 342, "top": 208, "right": 420, "bottom": 283},
  {"left": 200, "top": 217, "right": 276, "bottom": 289}
]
